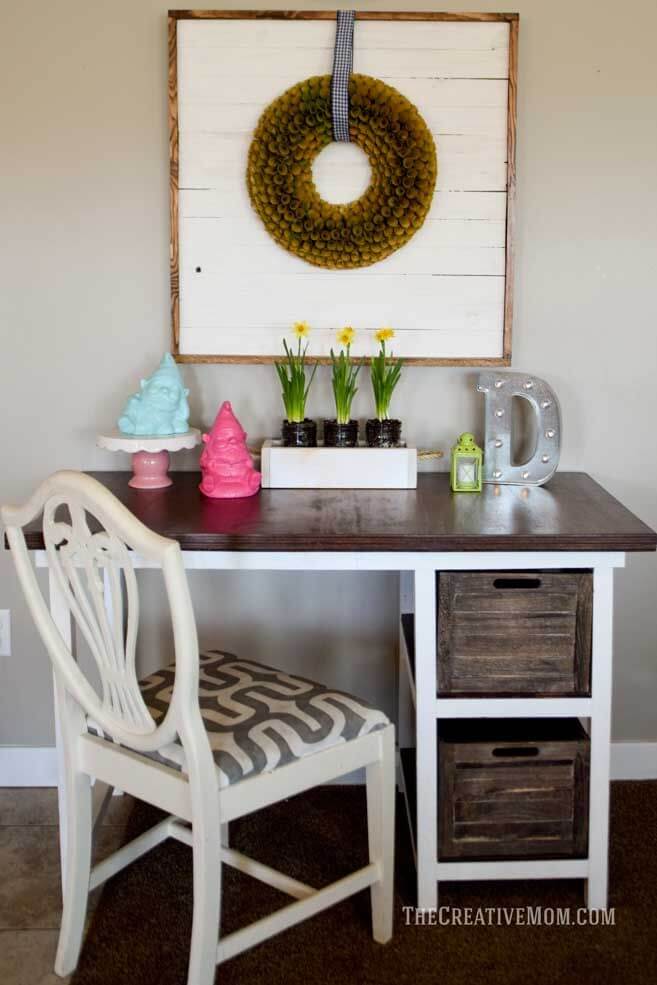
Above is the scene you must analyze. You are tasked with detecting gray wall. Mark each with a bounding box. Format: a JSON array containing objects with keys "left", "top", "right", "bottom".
[{"left": 2, "top": 0, "right": 656, "bottom": 748}]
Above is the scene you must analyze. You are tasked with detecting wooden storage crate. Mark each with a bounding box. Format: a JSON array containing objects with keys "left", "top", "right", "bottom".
[
  {"left": 437, "top": 571, "right": 592, "bottom": 695},
  {"left": 438, "top": 719, "right": 590, "bottom": 860}
]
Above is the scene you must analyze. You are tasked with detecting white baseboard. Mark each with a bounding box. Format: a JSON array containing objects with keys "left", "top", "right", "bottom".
[
  {"left": 0, "top": 747, "right": 59, "bottom": 786},
  {"left": 0, "top": 747, "right": 366, "bottom": 788},
  {"left": 610, "top": 741, "right": 657, "bottom": 780},
  {"left": 1, "top": 743, "right": 656, "bottom": 787}
]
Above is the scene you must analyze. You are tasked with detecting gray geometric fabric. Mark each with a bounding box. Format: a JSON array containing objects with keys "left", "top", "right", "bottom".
[
  {"left": 139, "top": 650, "right": 389, "bottom": 789},
  {"left": 331, "top": 10, "right": 355, "bottom": 142}
]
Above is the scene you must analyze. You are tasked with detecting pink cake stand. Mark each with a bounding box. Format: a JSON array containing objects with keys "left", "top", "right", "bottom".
[{"left": 97, "top": 429, "right": 201, "bottom": 489}]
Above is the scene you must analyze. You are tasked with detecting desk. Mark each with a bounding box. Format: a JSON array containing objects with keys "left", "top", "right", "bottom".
[{"left": 21, "top": 472, "right": 657, "bottom": 910}]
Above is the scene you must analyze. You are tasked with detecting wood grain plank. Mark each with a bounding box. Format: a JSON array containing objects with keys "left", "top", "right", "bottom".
[
  {"left": 168, "top": 15, "right": 180, "bottom": 353},
  {"left": 177, "top": 20, "right": 511, "bottom": 50},
  {"left": 179, "top": 188, "right": 509, "bottom": 221},
  {"left": 455, "top": 765, "right": 575, "bottom": 797},
  {"left": 181, "top": 216, "right": 507, "bottom": 249},
  {"left": 178, "top": 269, "right": 506, "bottom": 302},
  {"left": 173, "top": 353, "right": 511, "bottom": 366},
  {"left": 180, "top": 76, "right": 509, "bottom": 114},
  {"left": 451, "top": 634, "right": 575, "bottom": 654},
  {"left": 502, "top": 16, "right": 518, "bottom": 361},
  {"left": 181, "top": 216, "right": 507, "bottom": 276},
  {"left": 177, "top": 131, "right": 508, "bottom": 192},
  {"left": 451, "top": 820, "right": 573, "bottom": 841},
  {"left": 170, "top": 11, "right": 520, "bottom": 25},
  {"left": 14, "top": 472, "right": 657, "bottom": 553},
  {"left": 180, "top": 102, "right": 508, "bottom": 139},
  {"left": 451, "top": 596, "right": 578, "bottom": 615},
  {"left": 449, "top": 642, "right": 577, "bottom": 662},
  {"left": 177, "top": 45, "right": 510, "bottom": 80},
  {"left": 455, "top": 794, "right": 573, "bottom": 823},
  {"left": 177, "top": 326, "right": 506, "bottom": 361},
  {"left": 182, "top": 245, "right": 506, "bottom": 278}
]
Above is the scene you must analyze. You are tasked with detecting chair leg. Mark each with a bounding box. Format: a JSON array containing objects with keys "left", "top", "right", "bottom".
[
  {"left": 187, "top": 816, "right": 222, "bottom": 985},
  {"left": 366, "top": 724, "right": 395, "bottom": 943},
  {"left": 55, "top": 770, "right": 93, "bottom": 977}
]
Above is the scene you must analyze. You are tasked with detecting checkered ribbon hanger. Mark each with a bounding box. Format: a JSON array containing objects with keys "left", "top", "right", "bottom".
[{"left": 331, "top": 10, "right": 355, "bottom": 142}]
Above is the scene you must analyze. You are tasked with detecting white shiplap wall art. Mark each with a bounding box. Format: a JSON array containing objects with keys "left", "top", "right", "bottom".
[{"left": 169, "top": 12, "right": 518, "bottom": 364}]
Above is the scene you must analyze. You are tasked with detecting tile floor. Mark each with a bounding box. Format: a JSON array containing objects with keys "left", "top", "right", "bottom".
[{"left": 0, "top": 788, "right": 136, "bottom": 985}]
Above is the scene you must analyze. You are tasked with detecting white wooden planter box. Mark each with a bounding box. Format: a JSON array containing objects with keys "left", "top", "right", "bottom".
[{"left": 260, "top": 440, "right": 417, "bottom": 489}]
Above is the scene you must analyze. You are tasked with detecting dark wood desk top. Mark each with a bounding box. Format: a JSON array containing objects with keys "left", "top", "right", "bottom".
[{"left": 15, "top": 471, "right": 657, "bottom": 553}]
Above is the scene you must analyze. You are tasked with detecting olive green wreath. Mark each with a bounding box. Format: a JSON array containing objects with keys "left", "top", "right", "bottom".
[{"left": 246, "top": 74, "right": 437, "bottom": 270}]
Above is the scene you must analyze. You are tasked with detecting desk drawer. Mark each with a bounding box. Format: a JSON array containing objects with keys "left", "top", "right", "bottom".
[
  {"left": 437, "top": 571, "right": 592, "bottom": 696},
  {"left": 438, "top": 719, "right": 590, "bottom": 860}
]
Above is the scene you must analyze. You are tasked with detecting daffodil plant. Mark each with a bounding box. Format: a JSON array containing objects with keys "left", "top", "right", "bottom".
[
  {"left": 370, "top": 328, "right": 403, "bottom": 420},
  {"left": 275, "top": 322, "right": 318, "bottom": 423},
  {"left": 330, "top": 326, "right": 361, "bottom": 425}
]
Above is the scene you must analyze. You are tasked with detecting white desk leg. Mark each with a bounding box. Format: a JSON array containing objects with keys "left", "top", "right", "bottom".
[
  {"left": 414, "top": 568, "right": 438, "bottom": 910},
  {"left": 49, "top": 566, "right": 72, "bottom": 890},
  {"left": 587, "top": 565, "right": 614, "bottom": 910},
  {"left": 397, "top": 572, "right": 413, "bottom": 751}
]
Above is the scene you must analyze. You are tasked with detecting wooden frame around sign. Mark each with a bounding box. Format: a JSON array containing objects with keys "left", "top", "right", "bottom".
[{"left": 168, "top": 10, "right": 518, "bottom": 365}]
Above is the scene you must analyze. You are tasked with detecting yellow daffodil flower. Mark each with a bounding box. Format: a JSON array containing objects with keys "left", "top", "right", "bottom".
[
  {"left": 375, "top": 327, "right": 395, "bottom": 344},
  {"left": 293, "top": 321, "right": 311, "bottom": 339},
  {"left": 337, "top": 326, "right": 356, "bottom": 347}
]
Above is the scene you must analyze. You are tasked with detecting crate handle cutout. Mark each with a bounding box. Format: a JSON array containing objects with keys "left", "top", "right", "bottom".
[
  {"left": 492, "top": 746, "right": 540, "bottom": 758},
  {"left": 493, "top": 577, "right": 542, "bottom": 590}
]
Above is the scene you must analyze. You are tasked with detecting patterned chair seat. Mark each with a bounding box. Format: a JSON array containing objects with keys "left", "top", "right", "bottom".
[{"left": 137, "top": 650, "right": 389, "bottom": 789}]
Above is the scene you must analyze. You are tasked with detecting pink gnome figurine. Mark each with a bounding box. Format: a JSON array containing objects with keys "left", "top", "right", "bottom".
[{"left": 199, "top": 401, "right": 261, "bottom": 499}]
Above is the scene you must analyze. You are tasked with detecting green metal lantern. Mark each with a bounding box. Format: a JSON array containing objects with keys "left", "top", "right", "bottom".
[{"left": 450, "top": 433, "right": 483, "bottom": 493}]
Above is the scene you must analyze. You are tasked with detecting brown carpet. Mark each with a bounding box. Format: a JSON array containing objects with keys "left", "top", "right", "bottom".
[{"left": 71, "top": 782, "right": 657, "bottom": 985}]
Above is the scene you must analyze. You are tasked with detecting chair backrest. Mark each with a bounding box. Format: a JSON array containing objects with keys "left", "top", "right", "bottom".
[{"left": 2, "top": 471, "right": 201, "bottom": 755}]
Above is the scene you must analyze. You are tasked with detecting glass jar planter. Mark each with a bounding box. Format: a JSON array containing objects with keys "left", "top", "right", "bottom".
[
  {"left": 365, "top": 419, "right": 402, "bottom": 448},
  {"left": 282, "top": 419, "right": 317, "bottom": 447},
  {"left": 323, "top": 419, "right": 359, "bottom": 448}
]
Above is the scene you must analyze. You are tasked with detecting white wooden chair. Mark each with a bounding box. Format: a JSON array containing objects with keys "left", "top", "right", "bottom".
[{"left": 2, "top": 471, "right": 395, "bottom": 984}]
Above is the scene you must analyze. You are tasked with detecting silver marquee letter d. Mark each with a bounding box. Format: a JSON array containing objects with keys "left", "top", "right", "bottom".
[{"left": 477, "top": 371, "right": 561, "bottom": 486}]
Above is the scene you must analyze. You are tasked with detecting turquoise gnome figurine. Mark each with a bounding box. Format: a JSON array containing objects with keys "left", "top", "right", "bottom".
[{"left": 118, "top": 353, "right": 190, "bottom": 436}]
